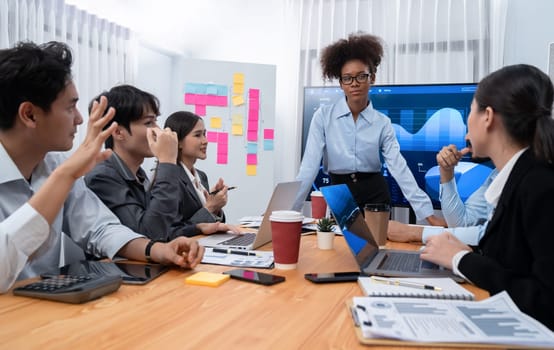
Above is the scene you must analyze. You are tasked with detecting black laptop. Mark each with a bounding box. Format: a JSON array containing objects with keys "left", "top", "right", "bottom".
[{"left": 320, "top": 184, "right": 463, "bottom": 282}]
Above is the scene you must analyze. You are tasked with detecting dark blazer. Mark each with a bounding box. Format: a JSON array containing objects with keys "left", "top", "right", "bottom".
[
  {"left": 85, "top": 153, "right": 198, "bottom": 241},
  {"left": 459, "top": 149, "right": 554, "bottom": 330},
  {"left": 172, "top": 166, "right": 225, "bottom": 224}
]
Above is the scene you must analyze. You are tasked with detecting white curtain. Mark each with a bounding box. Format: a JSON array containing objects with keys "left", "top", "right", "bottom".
[
  {"left": 290, "top": 0, "right": 507, "bottom": 87},
  {"left": 0, "top": 0, "right": 136, "bottom": 148}
]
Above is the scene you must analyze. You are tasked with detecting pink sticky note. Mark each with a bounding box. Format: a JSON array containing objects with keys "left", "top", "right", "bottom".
[
  {"left": 249, "top": 109, "right": 259, "bottom": 121},
  {"left": 206, "top": 95, "right": 219, "bottom": 106},
  {"left": 218, "top": 132, "right": 229, "bottom": 144},
  {"left": 264, "top": 129, "right": 274, "bottom": 140},
  {"left": 249, "top": 89, "right": 260, "bottom": 98},
  {"left": 196, "top": 94, "right": 208, "bottom": 105},
  {"left": 195, "top": 104, "right": 206, "bottom": 116},
  {"left": 246, "top": 154, "right": 257, "bottom": 165},
  {"left": 207, "top": 131, "right": 218, "bottom": 143},
  {"left": 247, "top": 130, "right": 258, "bottom": 142},
  {"left": 214, "top": 95, "right": 228, "bottom": 107},
  {"left": 184, "top": 93, "right": 196, "bottom": 105},
  {"left": 249, "top": 98, "right": 259, "bottom": 110},
  {"left": 247, "top": 119, "right": 258, "bottom": 132},
  {"left": 217, "top": 153, "right": 227, "bottom": 164}
]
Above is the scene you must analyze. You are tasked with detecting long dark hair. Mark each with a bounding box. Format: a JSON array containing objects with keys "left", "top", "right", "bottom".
[
  {"left": 474, "top": 64, "right": 554, "bottom": 164},
  {"left": 164, "top": 111, "right": 202, "bottom": 163}
]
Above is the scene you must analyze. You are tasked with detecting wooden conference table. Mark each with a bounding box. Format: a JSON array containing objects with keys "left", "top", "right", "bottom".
[{"left": 0, "top": 236, "right": 491, "bottom": 350}]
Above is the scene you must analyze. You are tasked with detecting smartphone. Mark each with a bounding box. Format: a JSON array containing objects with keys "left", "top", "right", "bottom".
[
  {"left": 223, "top": 269, "right": 285, "bottom": 286},
  {"left": 304, "top": 271, "right": 360, "bottom": 283}
]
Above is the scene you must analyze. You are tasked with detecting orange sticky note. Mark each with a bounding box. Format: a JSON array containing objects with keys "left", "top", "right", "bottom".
[{"left": 185, "top": 272, "right": 230, "bottom": 287}]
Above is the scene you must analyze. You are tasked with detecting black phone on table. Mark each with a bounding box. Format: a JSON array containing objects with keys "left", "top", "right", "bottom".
[
  {"left": 304, "top": 271, "right": 360, "bottom": 283},
  {"left": 223, "top": 269, "right": 285, "bottom": 286}
]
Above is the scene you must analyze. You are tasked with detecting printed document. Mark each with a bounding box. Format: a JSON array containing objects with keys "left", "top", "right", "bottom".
[{"left": 352, "top": 291, "right": 554, "bottom": 348}]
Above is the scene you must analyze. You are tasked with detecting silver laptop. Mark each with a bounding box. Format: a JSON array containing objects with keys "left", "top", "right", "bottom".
[
  {"left": 198, "top": 181, "right": 301, "bottom": 250},
  {"left": 321, "top": 184, "right": 463, "bottom": 281}
]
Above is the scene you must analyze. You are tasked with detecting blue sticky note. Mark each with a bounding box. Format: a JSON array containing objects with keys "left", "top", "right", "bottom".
[
  {"left": 263, "top": 140, "right": 274, "bottom": 151},
  {"left": 247, "top": 142, "right": 258, "bottom": 154}
]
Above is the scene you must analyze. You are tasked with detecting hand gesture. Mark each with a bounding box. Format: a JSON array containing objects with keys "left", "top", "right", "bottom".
[
  {"left": 436, "top": 144, "right": 470, "bottom": 183},
  {"left": 58, "top": 96, "right": 117, "bottom": 179},
  {"left": 205, "top": 178, "right": 228, "bottom": 213},
  {"left": 151, "top": 237, "right": 205, "bottom": 268},
  {"left": 146, "top": 127, "right": 178, "bottom": 164}
]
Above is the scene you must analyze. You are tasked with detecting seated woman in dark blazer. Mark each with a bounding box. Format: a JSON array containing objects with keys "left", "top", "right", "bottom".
[
  {"left": 164, "top": 111, "right": 230, "bottom": 226},
  {"left": 420, "top": 64, "right": 554, "bottom": 330}
]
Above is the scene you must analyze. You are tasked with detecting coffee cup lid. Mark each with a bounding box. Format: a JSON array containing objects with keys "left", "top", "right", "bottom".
[
  {"left": 311, "top": 191, "right": 323, "bottom": 197},
  {"left": 269, "top": 210, "right": 304, "bottom": 222}
]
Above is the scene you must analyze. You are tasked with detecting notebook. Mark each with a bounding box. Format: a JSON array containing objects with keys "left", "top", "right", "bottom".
[
  {"left": 320, "top": 184, "right": 463, "bottom": 281},
  {"left": 198, "top": 181, "right": 301, "bottom": 250},
  {"left": 358, "top": 276, "right": 474, "bottom": 300}
]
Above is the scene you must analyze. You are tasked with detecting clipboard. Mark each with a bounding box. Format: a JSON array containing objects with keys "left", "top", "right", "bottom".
[{"left": 346, "top": 300, "right": 547, "bottom": 349}]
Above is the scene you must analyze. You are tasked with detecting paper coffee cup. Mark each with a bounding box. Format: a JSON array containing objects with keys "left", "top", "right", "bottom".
[
  {"left": 310, "top": 191, "right": 327, "bottom": 219},
  {"left": 270, "top": 210, "right": 303, "bottom": 269},
  {"left": 364, "top": 203, "right": 390, "bottom": 246}
]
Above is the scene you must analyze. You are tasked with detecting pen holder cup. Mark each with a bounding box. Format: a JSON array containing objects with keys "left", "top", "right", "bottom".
[{"left": 270, "top": 210, "right": 303, "bottom": 270}]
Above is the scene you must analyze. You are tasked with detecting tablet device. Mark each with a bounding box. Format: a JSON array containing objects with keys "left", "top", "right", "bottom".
[{"left": 51, "top": 260, "right": 169, "bottom": 285}]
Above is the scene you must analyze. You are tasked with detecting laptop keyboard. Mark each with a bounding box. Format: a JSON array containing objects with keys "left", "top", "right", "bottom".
[
  {"left": 220, "top": 233, "right": 256, "bottom": 246},
  {"left": 379, "top": 253, "right": 421, "bottom": 272}
]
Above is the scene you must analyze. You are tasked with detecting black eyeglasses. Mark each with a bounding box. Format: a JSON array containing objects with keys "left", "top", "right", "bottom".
[{"left": 340, "top": 73, "right": 370, "bottom": 85}]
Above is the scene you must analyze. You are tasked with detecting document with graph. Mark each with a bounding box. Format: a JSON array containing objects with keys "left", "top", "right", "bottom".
[{"left": 351, "top": 291, "right": 554, "bottom": 348}]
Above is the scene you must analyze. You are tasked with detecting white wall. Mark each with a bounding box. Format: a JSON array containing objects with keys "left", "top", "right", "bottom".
[{"left": 503, "top": 0, "right": 554, "bottom": 71}]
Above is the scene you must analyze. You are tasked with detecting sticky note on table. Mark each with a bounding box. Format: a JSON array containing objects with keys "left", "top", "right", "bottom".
[{"left": 185, "top": 272, "right": 230, "bottom": 287}]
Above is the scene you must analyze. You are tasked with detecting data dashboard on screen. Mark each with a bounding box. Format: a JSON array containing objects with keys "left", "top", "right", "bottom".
[{"left": 302, "top": 83, "right": 493, "bottom": 209}]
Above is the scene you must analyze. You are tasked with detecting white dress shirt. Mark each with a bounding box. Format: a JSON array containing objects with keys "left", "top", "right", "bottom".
[
  {"left": 295, "top": 97, "right": 434, "bottom": 220},
  {"left": 0, "top": 143, "right": 143, "bottom": 292}
]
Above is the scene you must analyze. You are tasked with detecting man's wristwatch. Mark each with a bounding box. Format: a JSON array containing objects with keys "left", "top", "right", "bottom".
[{"left": 145, "top": 240, "right": 157, "bottom": 263}]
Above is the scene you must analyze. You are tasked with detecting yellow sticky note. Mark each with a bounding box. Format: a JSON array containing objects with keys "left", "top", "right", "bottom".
[
  {"left": 232, "top": 95, "right": 245, "bottom": 106},
  {"left": 233, "top": 83, "right": 244, "bottom": 95},
  {"left": 185, "top": 272, "right": 230, "bottom": 287},
  {"left": 210, "top": 117, "right": 222, "bottom": 129},
  {"left": 246, "top": 164, "right": 257, "bottom": 176},
  {"left": 233, "top": 73, "right": 244, "bottom": 83},
  {"left": 232, "top": 114, "right": 243, "bottom": 125},
  {"left": 232, "top": 124, "right": 243, "bottom": 135}
]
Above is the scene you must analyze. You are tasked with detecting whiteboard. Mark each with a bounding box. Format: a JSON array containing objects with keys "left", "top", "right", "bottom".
[{"left": 169, "top": 58, "right": 277, "bottom": 223}]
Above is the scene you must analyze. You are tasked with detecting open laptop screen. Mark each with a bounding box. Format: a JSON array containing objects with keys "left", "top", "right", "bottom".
[{"left": 321, "top": 184, "right": 379, "bottom": 267}]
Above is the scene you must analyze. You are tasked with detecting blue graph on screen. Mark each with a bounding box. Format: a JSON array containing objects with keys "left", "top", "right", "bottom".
[{"left": 390, "top": 107, "right": 467, "bottom": 151}]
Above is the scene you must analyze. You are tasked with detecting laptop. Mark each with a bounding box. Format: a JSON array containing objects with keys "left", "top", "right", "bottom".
[
  {"left": 198, "top": 181, "right": 302, "bottom": 250},
  {"left": 320, "top": 184, "right": 463, "bottom": 281}
]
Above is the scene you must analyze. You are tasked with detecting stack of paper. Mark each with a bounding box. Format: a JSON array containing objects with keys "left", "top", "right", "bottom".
[{"left": 350, "top": 291, "right": 554, "bottom": 348}]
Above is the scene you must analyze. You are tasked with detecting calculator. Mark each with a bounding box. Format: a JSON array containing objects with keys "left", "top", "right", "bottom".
[{"left": 13, "top": 274, "right": 122, "bottom": 304}]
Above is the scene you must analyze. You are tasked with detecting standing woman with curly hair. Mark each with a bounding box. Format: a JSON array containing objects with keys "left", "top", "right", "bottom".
[{"left": 294, "top": 33, "right": 442, "bottom": 225}]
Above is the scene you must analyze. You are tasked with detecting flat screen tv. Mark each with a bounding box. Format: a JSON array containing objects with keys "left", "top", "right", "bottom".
[{"left": 302, "top": 83, "right": 493, "bottom": 209}]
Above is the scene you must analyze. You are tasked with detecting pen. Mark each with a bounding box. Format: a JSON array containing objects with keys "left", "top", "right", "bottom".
[
  {"left": 209, "top": 186, "right": 237, "bottom": 195},
  {"left": 212, "top": 248, "right": 259, "bottom": 256},
  {"left": 370, "top": 276, "right": 442, "bottom": 291}
]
